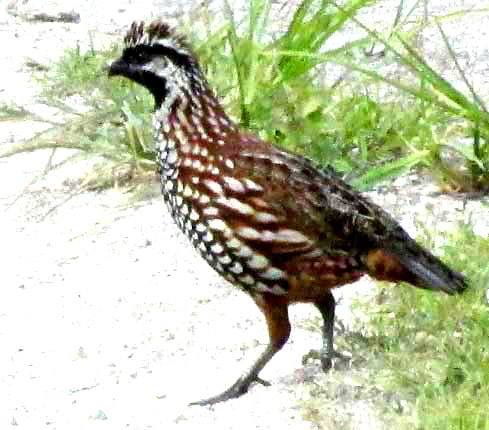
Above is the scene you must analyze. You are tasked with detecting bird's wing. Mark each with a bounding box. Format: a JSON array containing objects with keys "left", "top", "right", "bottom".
[{"left": 225, "top": 135, "right": 402, "bottom": 259}]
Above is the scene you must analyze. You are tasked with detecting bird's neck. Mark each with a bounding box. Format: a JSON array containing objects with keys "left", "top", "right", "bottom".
[{"left": 155, "top": 82, "right": 238, "bottom": 153}]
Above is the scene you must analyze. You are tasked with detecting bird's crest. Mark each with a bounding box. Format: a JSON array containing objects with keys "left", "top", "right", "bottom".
[{"left": 124, "top": 20, "right": 191, "bottom": 56}]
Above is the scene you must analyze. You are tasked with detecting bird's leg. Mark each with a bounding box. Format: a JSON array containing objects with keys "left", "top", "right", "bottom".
[
  {"left": 315, "top": 292, "right": 337, "bottom": 370},
  {"left": 190, "top": 295, "right": 290, "bottom": 406},
  {"left": 303, "top": 292, "right": 349, "bottom": 370}
]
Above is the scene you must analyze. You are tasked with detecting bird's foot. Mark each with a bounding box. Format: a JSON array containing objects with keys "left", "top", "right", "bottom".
[
  {"left": 189, "top": 375, "right": 270, "bottom": 406},
  {"left": 302, "top": 348, "right": 351, "bottom": 371}
]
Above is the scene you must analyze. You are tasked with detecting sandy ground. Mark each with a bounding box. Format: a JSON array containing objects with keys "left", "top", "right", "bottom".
[{"left": 1, "top": 1, "right": 487, "bottom": 429}]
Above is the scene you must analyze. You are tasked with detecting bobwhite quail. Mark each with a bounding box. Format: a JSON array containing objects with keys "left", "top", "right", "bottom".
[{"left": 108, "top": 20, "right": 467, "bottom": 406}]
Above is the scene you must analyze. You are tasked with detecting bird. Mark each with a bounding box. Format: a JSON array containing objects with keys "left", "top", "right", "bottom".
[{"left": 108, "top": 20, "right": 467, "bottom": 406}]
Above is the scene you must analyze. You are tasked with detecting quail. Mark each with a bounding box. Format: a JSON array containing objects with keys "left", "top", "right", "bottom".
[{"left": 108, "top": 20, "right": 467, "bottom": 406}]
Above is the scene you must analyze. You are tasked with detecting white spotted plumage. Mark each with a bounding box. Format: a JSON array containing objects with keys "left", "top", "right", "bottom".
[{"left": 124, "top": 19, "right": 297, "bottom": 298}]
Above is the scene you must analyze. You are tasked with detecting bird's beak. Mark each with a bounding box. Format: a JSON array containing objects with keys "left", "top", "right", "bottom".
[{"left": 107, "top": 58, "right": 128, "bottom": 77}]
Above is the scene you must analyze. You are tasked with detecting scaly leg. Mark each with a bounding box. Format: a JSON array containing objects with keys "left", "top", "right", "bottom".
[
  {"left": 302, "top": 292, "right": 348, "bottom": 370},
  {"left": 315, "top": 292, "right": 336, "bottom": 370},
  {"left": 190, "top": 294, "right": 291, "bottom": 406}
]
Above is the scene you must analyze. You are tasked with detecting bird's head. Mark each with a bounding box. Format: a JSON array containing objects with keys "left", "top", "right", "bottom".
[{"left": 108, "top": 20, "right": 203, "bottom": 108}]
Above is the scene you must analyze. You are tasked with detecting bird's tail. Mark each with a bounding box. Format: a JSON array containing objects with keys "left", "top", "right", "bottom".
[{"left": 365, "top": 239, "right": 467, "bottom": 295}]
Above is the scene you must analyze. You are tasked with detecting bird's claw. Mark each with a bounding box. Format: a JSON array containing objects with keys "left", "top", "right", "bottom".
[
  {"left": 189, "top": 374, "right": 270, "bottom": 406},
  {"left": 302, "top": 348, "right": 351, "bottom": 371}
]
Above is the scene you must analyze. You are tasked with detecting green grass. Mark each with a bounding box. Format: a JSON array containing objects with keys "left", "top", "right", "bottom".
[
  {"left": 361, "top": 227, "right": 489, "bottom": 429},
  {"left": 1, "top": 42, "right": 156, "bottom": 190},
  {"left": 3, "top": 0, "right": 487, "bottom": 191},
  {"left": 2, "top": 0, "right": 488, "bottom": 191},
  {"left": 298, "top": 222, "right": 488, "bottom": 429}
]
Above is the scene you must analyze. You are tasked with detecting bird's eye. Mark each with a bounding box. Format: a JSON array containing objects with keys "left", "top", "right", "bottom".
[{"left": 126, "top": 48, "right": 150, "bottom": 64}]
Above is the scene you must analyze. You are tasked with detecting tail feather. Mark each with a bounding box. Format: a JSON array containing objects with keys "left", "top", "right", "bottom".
[{"left": 366, "top": 240, "right": 467, "bottom": 295}]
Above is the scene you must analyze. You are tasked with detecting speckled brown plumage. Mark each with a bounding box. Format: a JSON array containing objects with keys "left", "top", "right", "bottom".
[{"left": 108, "top": 19, "right": 467, "bottom": 406}]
